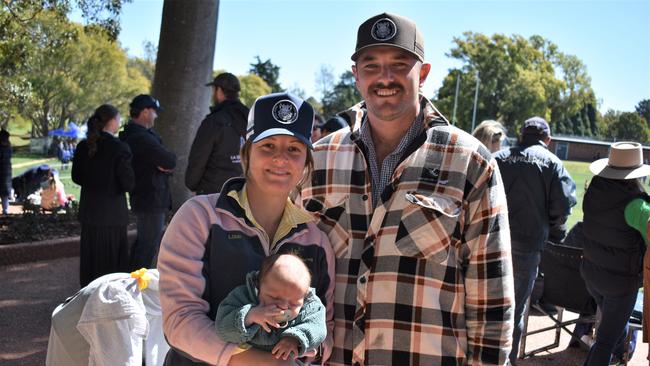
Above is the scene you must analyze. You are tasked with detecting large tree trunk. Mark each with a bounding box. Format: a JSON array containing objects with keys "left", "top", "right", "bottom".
[{"left": 152, "top": 0, "right": 219, "bottom": 210}]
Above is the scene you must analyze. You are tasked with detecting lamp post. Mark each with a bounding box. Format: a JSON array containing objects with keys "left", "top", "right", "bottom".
[
  {"left": 471, "top": 70, "right": 480, "bottom": 132},
  {"left": 452, "top": 72, "right": 460, "bottom": 126}
]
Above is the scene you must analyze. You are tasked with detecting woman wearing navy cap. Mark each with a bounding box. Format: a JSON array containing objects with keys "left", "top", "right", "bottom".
[{"left": 158, "top": 93, "right": 334, "bottom": 366}]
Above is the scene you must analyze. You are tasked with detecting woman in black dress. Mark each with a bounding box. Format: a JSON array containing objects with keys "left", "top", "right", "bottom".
[
  {"left": 0, "top": 129, "right": 11, "bottom": 215},
  {"left": 72, "top": 104, "right": 135, "bottom": 287}
]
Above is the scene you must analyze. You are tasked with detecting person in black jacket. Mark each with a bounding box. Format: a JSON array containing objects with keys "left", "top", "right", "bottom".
[
  {"left": 72, "top": 104, "right": 135, "bottom": 287},
  {"left": 581, "top": 142, "right": 650, "bottom": 366},
  {"left": 0, "top": 129, "right": 11, "bottom": 215},
  {"left": 494, "top": 116, "right": 577, "bottom": 365},
  {"left": 119, "top": 94, "right": 177, "bottom": 270},
  {"left": 185, "top": 73, "right": 249, "bottom": 194}
]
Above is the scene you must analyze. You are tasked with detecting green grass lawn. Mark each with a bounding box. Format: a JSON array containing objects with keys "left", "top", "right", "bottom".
[{"left": 564, "top": 160, "right": 593, "bottom": 230}]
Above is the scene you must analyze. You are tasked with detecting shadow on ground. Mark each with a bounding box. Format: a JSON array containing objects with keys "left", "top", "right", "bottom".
[
  {"left": 0, "top": 258, "right": 77, "bottom": 365},
  {"left": 0, "top": 257, "right": 647, "bottom": 365}
]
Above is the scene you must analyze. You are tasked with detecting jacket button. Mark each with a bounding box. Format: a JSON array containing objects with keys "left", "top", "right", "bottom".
[
  {"left": 359, "top": 276, "right": 366, "bottom": 284},
  {"left": 362, "top": 194, "right": 368, "bottom": 201}
]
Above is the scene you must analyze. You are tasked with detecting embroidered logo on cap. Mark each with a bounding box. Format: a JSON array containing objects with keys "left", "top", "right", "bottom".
[
  {"left": 371, "top": 18, "right": 397, "bottom": 41},
  {"left": 272, "top": 100, "right": 299, "bottom": 124}
]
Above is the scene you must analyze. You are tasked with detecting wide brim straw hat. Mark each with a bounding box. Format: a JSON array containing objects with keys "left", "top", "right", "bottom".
[{"left": 589, "top": 141, "right": 650, "bottom": 180}]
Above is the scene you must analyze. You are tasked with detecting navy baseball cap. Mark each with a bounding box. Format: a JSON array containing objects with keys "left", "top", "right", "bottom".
[
  {"left": 129, "top": 94, "right": 163, "bottom": 112},
  {"left": 521, "top": 116, "right": 550, "bottom": 136},
  {"left": 322, "top": 115, "right": 348, "bottom": 133},
  {"left": 246, "top": 93, "right": 314, "bottom": 149}
]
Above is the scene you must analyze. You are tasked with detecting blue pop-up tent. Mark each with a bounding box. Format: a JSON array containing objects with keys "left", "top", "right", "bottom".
[{"left": 48, "top": 122, "right": 86, "bottom": 139}]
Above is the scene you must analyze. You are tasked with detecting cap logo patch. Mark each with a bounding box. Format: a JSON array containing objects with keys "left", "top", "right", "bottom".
[
  {"left": 272, "top": 100, "right": 299, "bottom": 124},
  {"left": 371, "top": 18, "right": 397, "bottom": 41}
]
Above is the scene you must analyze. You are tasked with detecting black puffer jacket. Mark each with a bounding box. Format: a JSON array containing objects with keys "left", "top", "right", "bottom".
[
  {"left": 494, "top": 138, "right": 577, "bottom": 251},
  {"left": 119, "top": 122, "right": 176, "bottom": 213},
  {"left": 581, "top": 176, "right": 649, "bottom": 296},
  {"left": 185, "top": 99, "right": 249, "bottom": 194},
  {"left": 0, "top": 145, "right": 11, "bottom": 196}
]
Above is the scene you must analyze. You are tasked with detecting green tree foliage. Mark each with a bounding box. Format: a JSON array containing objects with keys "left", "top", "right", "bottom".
[
  {"left": 635, "top": 99, "right": 650, "bottom": 128},
  {"left": 435, "top": 32, "right": 597, "bottom": 137},
  {"left": 127, "top": 40, "right": 156, "bottom": 86},
  {"left": 2, "top": 10, "right": 148, "bottom": 136},
  {"left": 600, "top": 109, "right": 620, "bottom": 135},
  {"left": 315, "top": 64, "right": 335, "bottom": 100},
  {"left": 2, "top": 0, "right": 130, "bottom": 41},
  {"left": 1, "top": 1, "right": 144, "bottom": 136},
  {"left": 321, "top": 71, "right": 361, "bottom": 118},
  {"left": 608, "top": 112, "right": 650, "bottom": 142},
  {"left": 306, "top": 96, "right": 324, "bottom": 117},
  {"left": 239, "top": 73, "right": 271, "bottom": 108},
  {"left": 249, "top": 56, "right": 282, "bottom": 92}
]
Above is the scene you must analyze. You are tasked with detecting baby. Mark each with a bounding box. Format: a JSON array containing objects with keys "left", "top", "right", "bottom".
[{"left": 215, "top": 253, "right": 326, "bottom": 361}]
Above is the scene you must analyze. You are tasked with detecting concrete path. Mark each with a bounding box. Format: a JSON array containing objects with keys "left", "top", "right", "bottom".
[
  {"left": 0, "top": 257, "right": 647, "bottom": 365},
  {"left": 0, "top": 257, "right": 77, "bottom": 366}
]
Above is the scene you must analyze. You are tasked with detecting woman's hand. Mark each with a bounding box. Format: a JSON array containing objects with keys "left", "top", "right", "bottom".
[
  {"left": 245, "top": 304, "right": 283, "bottom": 332},
  {"left": 228, "top": 347, "right": 300, "bottom": 366},
  {"left": 272, "top": 337, "right": 300, "bottom": 360}
]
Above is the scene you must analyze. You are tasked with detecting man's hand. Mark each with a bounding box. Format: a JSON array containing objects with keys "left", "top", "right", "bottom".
[
  {"left": 272, "top": 337, "right": 300, "bottom": 360},
  {"left": 245, "top": 304, "right": 283, "bottom": 332}
]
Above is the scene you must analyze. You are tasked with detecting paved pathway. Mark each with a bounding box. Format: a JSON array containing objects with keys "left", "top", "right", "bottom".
[{"left": 0, "top": 257, "right": 647, "bottom": 365}]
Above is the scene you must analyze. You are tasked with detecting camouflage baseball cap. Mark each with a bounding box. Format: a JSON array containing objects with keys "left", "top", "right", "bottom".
[{"left": 351, "top": 12, "right": 424, "bottom": 62}]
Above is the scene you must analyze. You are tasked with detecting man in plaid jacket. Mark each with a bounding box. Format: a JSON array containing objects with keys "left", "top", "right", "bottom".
[{"left": 302, "top": 12, "right": 514, "bottom": 366}]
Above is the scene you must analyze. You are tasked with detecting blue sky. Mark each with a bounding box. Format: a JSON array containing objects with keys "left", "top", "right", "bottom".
[{"left": 112, "top": 0, "right": 649, "bottom": 114}]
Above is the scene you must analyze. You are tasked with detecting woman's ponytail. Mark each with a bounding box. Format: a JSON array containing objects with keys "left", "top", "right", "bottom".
[{"left": 86, "top": 104, "right": 119, "bottom": 157}]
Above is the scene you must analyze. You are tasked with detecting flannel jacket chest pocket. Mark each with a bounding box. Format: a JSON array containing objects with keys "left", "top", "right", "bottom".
[
  {"left": 304, "top": 193, "right": 351, "bottom": 254},
  {"left": 394, "top": 191, "right": 463, "bottom": 262}
]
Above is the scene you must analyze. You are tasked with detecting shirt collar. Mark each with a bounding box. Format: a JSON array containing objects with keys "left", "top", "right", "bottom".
[
  {"left": 358, "top": 109, "right": 425, "bottom": 157},
  {"left": 227, "top": 183, "right": 313, "bottom": 246}
]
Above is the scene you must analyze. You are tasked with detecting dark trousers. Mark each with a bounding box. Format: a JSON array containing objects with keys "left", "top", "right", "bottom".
[
  {"left": 130, "top": 212, "right": 165, "bottom": 270},
  {"left": 583, "top": 281, "right": 638, "bottom": 366},
  {"left": 509, "top": 246, "right": 542, "bottom": 365}
]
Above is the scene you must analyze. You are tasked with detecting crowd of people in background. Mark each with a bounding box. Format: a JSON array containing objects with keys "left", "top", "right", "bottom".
[
  {"left": 48, "top": 137, "right": 77, "bottom": 170},
  {"left": 0, "top": 11, "right": 647, "bottom": 366}
]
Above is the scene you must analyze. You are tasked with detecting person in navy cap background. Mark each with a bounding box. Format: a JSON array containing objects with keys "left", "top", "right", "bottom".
[
  {"left": 119, "top": 94, "right": 177, "bottom": 271},
  {"left": 158, "top": 93, "right": 335, "bottom": 366},
  {"left": 319, "top": 115, "right": 348, "bottom": 140},
  {"left": 494, "top": 116, "right": 577, "bottom": 364}
]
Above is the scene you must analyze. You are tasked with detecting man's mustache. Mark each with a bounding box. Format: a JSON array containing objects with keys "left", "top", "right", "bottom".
[{"left": 369, "top": 82, "right": 404, "bottom": 93}]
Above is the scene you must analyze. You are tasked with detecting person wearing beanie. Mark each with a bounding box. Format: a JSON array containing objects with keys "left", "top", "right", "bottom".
[
  {"left": 158, "top": 93, "right": 335, "bottom": 365},
  {"left": 185, "top": 72, "right": 250, "bottom": 195},
  {"left": 494, "top": 116, "right": 577, "bottom": 364},
  {"left": 302, "top": 12, "right": 514, "bottom": 366}
]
